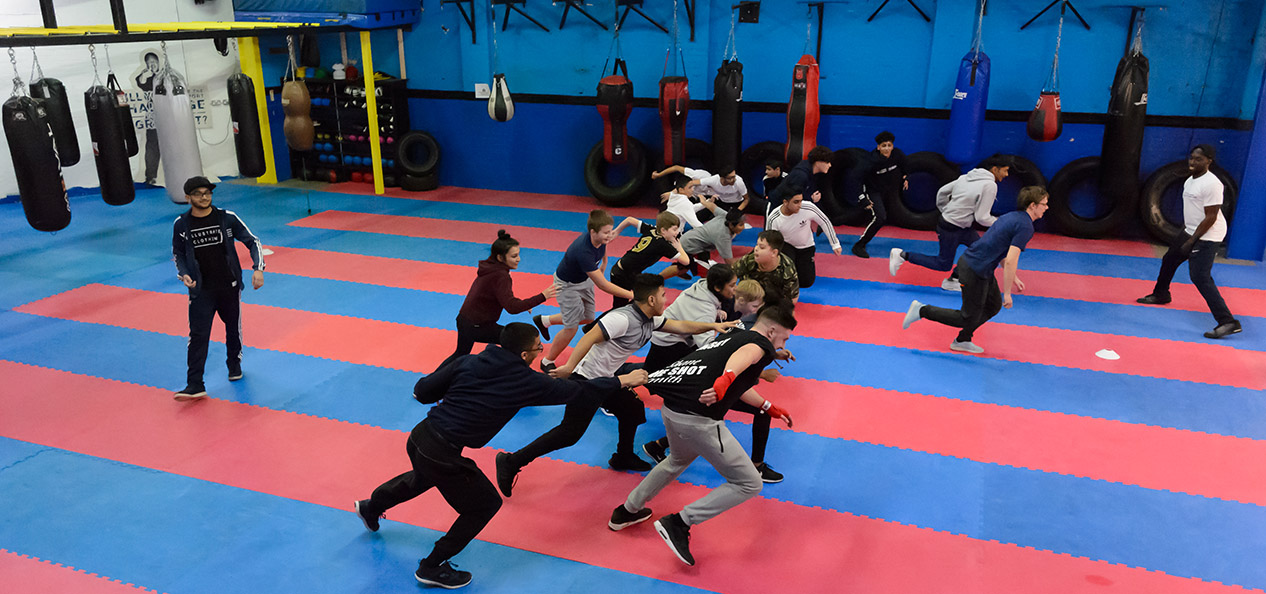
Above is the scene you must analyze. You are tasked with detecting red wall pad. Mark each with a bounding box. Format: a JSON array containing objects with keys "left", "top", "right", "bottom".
[{"left": 0, "top": 361, "right": 1252, "bottom": 594}]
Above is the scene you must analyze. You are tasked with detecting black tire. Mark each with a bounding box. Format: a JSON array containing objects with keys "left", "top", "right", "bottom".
[
  {"left": 397, "top": 131, "right": 440, "bottom": 177},
  {"left": 585, "top": 138, "right": 649, "bottom": 207},
  {"left": 401, "top": 171, "right": 438, "bottom": 192},
  {"left": 1048, "top": 156, "right": 1133, "bottom": 238},
  {"left": 739, "top": 140, "right": 786, "bottom": 198},
  {"left": 992, "top": 155, "right": 1048, "bottom": 216},
  {"left": 891, "top": 151, "right": 958, "bottom": 230},
  {"left": 826, "top": 147, "right": 872, "bottom": 226},
  {"left": 1139, "top": 160, "right": 1238, "bottom": 244}
]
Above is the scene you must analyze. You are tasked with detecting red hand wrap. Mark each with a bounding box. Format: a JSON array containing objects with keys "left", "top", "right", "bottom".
[
  {"left": 765, "top": 403, "right": 790, "bottom": 419},
  {"left": 711, "top": 370, "right": 737, "bottom": 399}
]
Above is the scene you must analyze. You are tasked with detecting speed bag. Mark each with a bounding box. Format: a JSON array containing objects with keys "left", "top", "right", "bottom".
[
  {"left": 1099, "top": 51, "right": 1149, "bottom": 201},
  {"left": 29, "top": 77, "right": 81, "bottom": 167},
  {"left": 1026, "top": 91, "right": 1063, "bottom": 142},
  {"left": 152, "top": 79, "right": 205, "bottom": 204},
  {"left": 658, "top": 76, "right": 690, "bottom": 167},
  {"left": 227, "top": 73, "right": 267, "bottom": 178},
  {"left": 785, "top": 54, "right": 820, "bottom": 168},
  {"left": 84, "top": 86, "right": 135, "bottom": 206},
  {"left": 945, "top": 51, "right": 991, "bottom": 165},
  {"left": 488, "top": 73, "right": 514, "bottom": 122},
  {"left": 712, "top": 59, "right": 743, "bottom": 171},
  {"left": 281, "top": 80, "right": 314, "bottom": 151},
  {"left": 107, "top": 73, "right": 139, "bottom": 157},
  {"left": 3, "top": 96, "right": 70, "bottom": 232},
  {"left": 596, "top": 59, "right": 634, "bottom": 164}
]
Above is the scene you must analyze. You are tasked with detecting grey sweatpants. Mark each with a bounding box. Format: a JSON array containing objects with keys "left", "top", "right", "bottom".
[{"left": 624, "top": 407, "right": 763, "bottom": 525}]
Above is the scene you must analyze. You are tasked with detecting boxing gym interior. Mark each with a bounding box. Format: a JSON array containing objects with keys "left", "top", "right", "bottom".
[{"left": 2, "top": 0, "right": 1264, "bottom": 592}]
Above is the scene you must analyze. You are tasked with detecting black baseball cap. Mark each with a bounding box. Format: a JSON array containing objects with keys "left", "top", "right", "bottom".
[{"left": 184, "top": 176, "right": 216, "bottom": 195}]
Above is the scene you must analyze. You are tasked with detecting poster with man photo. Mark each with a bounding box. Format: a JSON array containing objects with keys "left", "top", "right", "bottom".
[{"left": 131, "top": 49, "right": 162, "bottom": 185}]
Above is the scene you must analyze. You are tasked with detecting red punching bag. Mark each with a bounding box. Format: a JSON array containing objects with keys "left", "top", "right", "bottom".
[
  {"left": 1027, "top": 5, "right": 1065, "bottom": 142},
  {"left": 658, "top": 76, "right": 689, "bottom": 167},
  {"left": 785, "top": 55, "right": 820, "bottom": 168},
  {"left": 596, "top": 59, "right": 634, "bottom": 164}
]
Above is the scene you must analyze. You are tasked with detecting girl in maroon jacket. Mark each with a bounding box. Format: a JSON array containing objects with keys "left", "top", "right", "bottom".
[{"left": 437, "top": 230, "right": 558, "bottom": 370}]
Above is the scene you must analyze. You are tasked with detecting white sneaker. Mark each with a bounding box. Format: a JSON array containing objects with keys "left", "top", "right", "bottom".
[
  {"left": 888, "top": 248, "right": 905, "bottom": 276},
  {"left": 902, "top": 300, "right": 923, "bottom": 330},
  {"left": 942, "top": 278, "right": 962, "bottom": 292},
  {"left": 949, "top": 340, "right": 984, "bottom": 354}
]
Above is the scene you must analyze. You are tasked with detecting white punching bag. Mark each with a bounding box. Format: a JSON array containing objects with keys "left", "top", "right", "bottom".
[
  {"left": 487, "top": 73, "right": 514, "bottom": 122},
  {"left": 152, "top": 64, "right": 204, "bottom": 204}
]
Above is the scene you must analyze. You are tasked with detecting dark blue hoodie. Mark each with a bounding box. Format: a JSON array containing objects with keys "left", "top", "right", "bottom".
[{"left": 415, "top": 344, "right": 619, "bottom": 448}]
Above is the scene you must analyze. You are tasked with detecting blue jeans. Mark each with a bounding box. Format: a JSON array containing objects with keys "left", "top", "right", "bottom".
[
  {"left": 905, "top": 218, "right": 979, "bottom": 273},
  {"left": 1151, "top": 235, "right": 1235, "bottom": 326}
]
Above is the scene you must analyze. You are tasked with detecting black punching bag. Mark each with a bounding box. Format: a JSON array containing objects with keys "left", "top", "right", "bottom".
[
  {"left": 4, "top": 96, "right": 70, "bottom": 232},
  {"left": 29, "top": 77, "right": 81, "bottom": 167},
  {"left": 227, "top": 73, "right": 267, "bottom": 178},
  {"left": 712, "top": 59, "right": 743, "bottom": 171},
  {"left": 1098, "top": 37, "right": 1149, "bottom": 215},
  {"left": 84, "top": 85, "right": 135, "bottom": 206},
  {"left": 107, "top": 73, "right": 139, "bottom": 157}
]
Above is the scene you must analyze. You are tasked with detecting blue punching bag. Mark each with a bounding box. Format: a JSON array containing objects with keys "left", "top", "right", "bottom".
[{"left": 945, "top": 50, "right": 990, "bottom": 165}]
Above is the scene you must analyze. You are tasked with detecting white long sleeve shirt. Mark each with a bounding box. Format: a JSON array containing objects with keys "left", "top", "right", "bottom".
[
  {"left": 765, "top": 201, "right": 840, "bottom": 251},
  {"left": 665, "top": 192, "right": 707, "bottom": 230}
]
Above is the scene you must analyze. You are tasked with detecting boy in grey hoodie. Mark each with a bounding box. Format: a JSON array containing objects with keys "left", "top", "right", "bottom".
[{"left": 888, "top": 155, "right": 1010, "bottom": 291}]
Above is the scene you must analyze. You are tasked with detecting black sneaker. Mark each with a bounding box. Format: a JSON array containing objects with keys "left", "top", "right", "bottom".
[
  {"left": 608, "top": 504, "right": 653, "bottom": 531},
  {"left": 532, "top": 314, "right": 551, "bottom": 341},
  {"left": 755, "top": 462, "right": 784, "bottom": 483},
  {"left": 227, "top": 362, "right": 243, "bottom": 381},
  {"left": 642, "top": 440, "right": 667, "bottom": 463},
  {"left": 1136, "top": 293, "right": 1172, "bottom": 305},
  {"left": 354, "top": 499, "right": 382, "bottom": 532},
  {"left": 851, "top": 243, "right": 870, "bottom": 259},
  {"left": 539, "top": 360, "right": 556, "bottom": 374},
  {"left": 495, "top": 452, "right": 519, "bottom": 498},
  {"left": 1204, "top": 320, "right": 1242, "bottom": 339},
  {"left": 654, "top": 513, "right": 695, "bottom": 566},
  {"left": 174, "top": 385, "right": 207, "bottom": 401},
  {"left": 415, "top": 560, "right": 471, "bottom": 589},
  {"left": 608, "top": 452, "right": 653, "bottom": 472}
]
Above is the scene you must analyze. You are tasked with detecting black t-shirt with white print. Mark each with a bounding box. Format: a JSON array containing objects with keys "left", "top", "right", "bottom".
[
  {"left": 613, "top": 221, "right": 678, "bottom": 284},
  {"left": 189, "top": 210, "right": 235, "bottom": 290},
  {"left": 646, "top": 329, "right": 776, "bottom": 420}
]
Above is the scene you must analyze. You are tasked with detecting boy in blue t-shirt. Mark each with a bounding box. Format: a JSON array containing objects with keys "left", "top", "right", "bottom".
[
  {"left": 900, "top": 186, "right": 1049, "bottom": 354},
  {"left": 533, "top": 210, "right": 635, "bottom": 372}
]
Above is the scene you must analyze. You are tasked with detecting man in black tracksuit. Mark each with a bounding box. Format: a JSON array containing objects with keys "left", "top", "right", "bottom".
[
  {"left": 354, "top": 323, "right": 648, "bottom": 589},
  {"left": 171, "top": 176, "right": 265, "bottom": 401},
  {"left": 853, "top": 131, "right": 907, "bottom": 259}
]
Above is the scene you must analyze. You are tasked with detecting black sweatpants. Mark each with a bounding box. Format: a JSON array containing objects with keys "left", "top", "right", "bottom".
[
  {"left": 918, "top": 255, "right": 1002, "bottom": 343},
  {"left": 782, "top": 243, "right": 817, "bottom": 288},
  {"left": 854, "top": 191, "right": 889, "bottom": 249},
  {"left": 187, "top": 285, "right": 241, "bottom": 388},
  {"left": 1151, "top": 235, "right": 1235, "bottom": 326},
  {"left": 506, "top": 369, "right": 646, "bottom": 467},
  {"left": 367, "top": 419, "right": 502, "bottom": 565},
  {"left": 437, "top": 317, "right": 504, "bottom": 371}
]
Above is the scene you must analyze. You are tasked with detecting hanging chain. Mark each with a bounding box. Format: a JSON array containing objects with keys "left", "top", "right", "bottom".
[
  {"left": 29, "top": 47, "right": 45, "bottom": 83},
  {"left": 972, "top": 0, "right": 986, "bottom": 58},
  {"left": 9, "top": 47, "right": 24, "bottom": 97},
  {"left": 1130, "top": 10, "right": 1145, "bottom": 55},
  {"left": 104, "top": 44, "right": 115, "bottom": 74},
  {"left": 724, "top": 10, "right": 738, "bottom": 61},
  {"left": 488, "top": 0, "right": 500, "bottom": 76},
  {"left": 803, "top": 6, "right": 813, "bottom": 55},
  {"left": 284, "top": 35, "right": 297, "bottom": 80},
  {"left": 88, "top": 44, "right": 103, "bottom": 86},
  {"left": 1050, "top": 3, "right": 1064, "bottom": 90}
]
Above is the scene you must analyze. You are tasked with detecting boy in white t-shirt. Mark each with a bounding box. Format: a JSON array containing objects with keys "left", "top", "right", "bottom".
[
  {"left": 660, "top": 173, "right": 716, "bottom": 231},
  {"left": 1136, "top": 144, "right": 1241, "bottom": 339},
  {"left": 653, "top": 164, "right": 766, "bottom": 220}
]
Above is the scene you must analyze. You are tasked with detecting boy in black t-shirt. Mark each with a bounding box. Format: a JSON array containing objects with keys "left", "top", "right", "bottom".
[
  {"left": 608, "top": 306, "right": 798, "bottom": 567},
  {"left": 609, "top": 212, "right": 690, "bottom": 308}
]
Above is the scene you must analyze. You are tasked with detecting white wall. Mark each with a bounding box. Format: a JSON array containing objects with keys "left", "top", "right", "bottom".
[{"left": 1, "top": 0, "right": 244, "bottom": 198}]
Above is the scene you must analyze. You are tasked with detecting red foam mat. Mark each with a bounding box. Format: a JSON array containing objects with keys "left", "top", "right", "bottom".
[
  {"left": 0, "top": 549, "right": 165, "bottom": 594},
  {"left": 0, "top": 361, "right": 1251, "bottom": 594},
  {"left": 311, "top": 182, "right": 1162, "bottom": 259},
  {"left": 285, "top": 209, "right": 1266, "bottom": 317}
]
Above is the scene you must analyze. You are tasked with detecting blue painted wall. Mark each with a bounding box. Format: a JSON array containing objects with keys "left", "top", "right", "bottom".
[{"left": 260, "top": 0, "right": 1266, "bottom": 200}]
